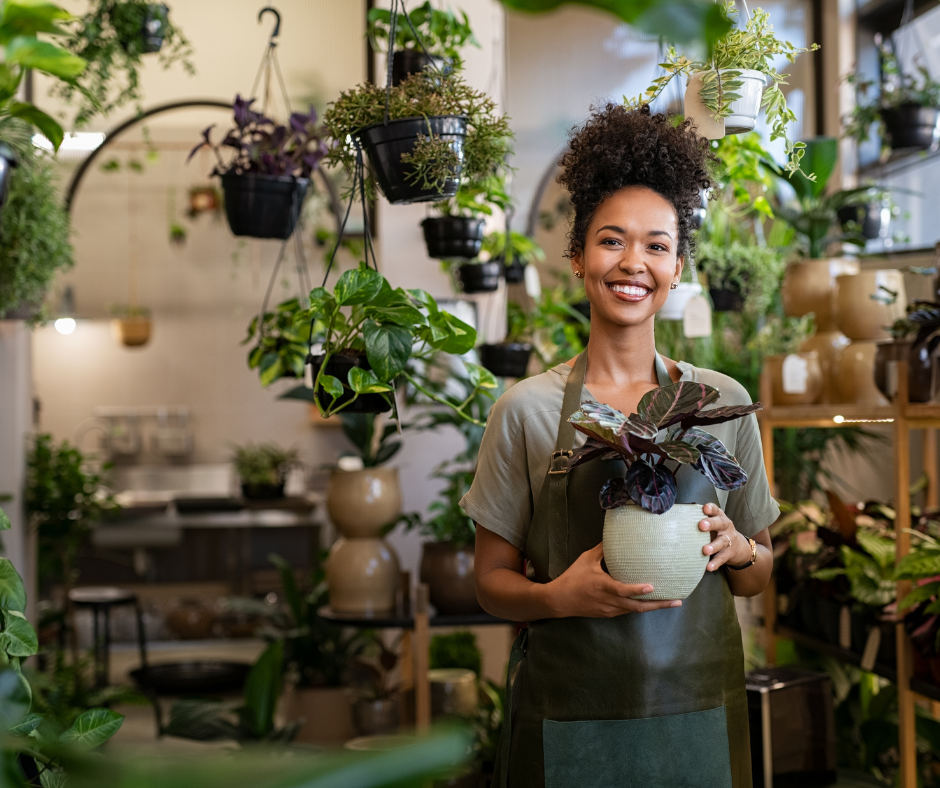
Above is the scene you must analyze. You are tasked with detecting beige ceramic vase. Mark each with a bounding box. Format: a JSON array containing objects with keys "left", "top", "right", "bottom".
[
  {"left": 833, "top": 341, "right": 890, "bottom": 406},
  {"left": 835, "top": 270, "right": 907, "bottom": 341},
  {"left": 781, "top": 258, "right": 859, "bottom": 331},
  {"left": 326, "top": 467, "right": 402, "bottom": 615},
  {"left": 799, "top": 331, "right": 851, "bottom": 403},
  {"left": 765, "top": 352, "right": 824, "bottom": 406}
]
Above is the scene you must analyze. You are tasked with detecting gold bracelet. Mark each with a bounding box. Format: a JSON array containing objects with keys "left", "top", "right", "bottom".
[{"left": 726, "top": 536, "right": 757, "bottom": 571}]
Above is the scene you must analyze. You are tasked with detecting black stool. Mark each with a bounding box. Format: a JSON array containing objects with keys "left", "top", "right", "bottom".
[{"left": 68, "top": 587, "right": 148, "bottom": 688}]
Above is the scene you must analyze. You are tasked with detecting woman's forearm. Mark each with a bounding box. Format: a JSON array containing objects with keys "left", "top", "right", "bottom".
[
  {"left": 725, "top": 543, "right": 772, "bottom": 597},
  {"left": 475, "top": 564, "right": 558, "bottom": 622}
]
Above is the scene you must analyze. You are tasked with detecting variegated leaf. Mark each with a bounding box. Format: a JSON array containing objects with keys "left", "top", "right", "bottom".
[
  {"left": 599, "top": 476, "right": 633, "bottom": 510},
  {"left": 569, "top": 438, "right": 617, "bottom": 468},
  {"left": 638, "top": 382, "right": 720, "bottom": 428},
  {"left": 626, "top": 435, "right": 700, "bottom": 464},
  {"left": 680, "top": 427, "right": 748, "bottom": 491},
  {"left": 576, "top": 401, "right": 628, "bottom": 430},
  {"left": 571, "top": 422, "right": 633, "bottom": 458},
  {"left": 619, "top": 413, "right": 659, "bottom": 439},
  {"left": 622, "top": 460, "right": 678, "bottom": 514},
  {"left": 678, "top": 403, "right": 763, "bottom": 429}
]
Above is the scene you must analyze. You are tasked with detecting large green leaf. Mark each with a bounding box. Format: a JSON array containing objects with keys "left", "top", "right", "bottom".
[
  {"left": 794, "top": 136, "right": 838, "bottom": 200},
  {"left": 5, "top": 36, "right": 85, "bottom": 78},
  {"left": 857, "top": 531, "right": 896, "bottom": 571},
  {"left": 0, "top": 508, "right": 9, "bottom": 531},
  {"left": 259, "top": 352, "right": 284, "bottom": 387},
  {"left": 0, "top": 0, "right": 72, "bottom": 39},
  {"left": 0, "top": 559, "right": 26, "bottom": 613},
  {"left": 7, "top": 101, "right": 63, "bottom": 150},
  {"left": 318, "top": 373, "right": 344, "bottom": 400},
  {"left": 59, "top": 708, "right": 124, "bottom": 749},
  {"left": 348, "top": 367, "right": 392, "bottom": 394},
  {"left": 9, "top": 711, "right": 43, "bottom": 735},
  {"left": 40, "top": 771, "right": 67, "bottom": 788},
  {"left": 0, "top": 63, "right": 21, "bottom": 102},
  {"left": 0, "top": 669, "right": 29, "bottom": 730},
  {"left": 0, "top": 610, "right": 38, "bottom": 657},
  {"left": 363, "top": 320, "right": 411, "bottom": 381},
  {"left": 242, "top": 641, "right": 283, "bottom": 738},
  {"left": 465, "top": 362, "right": 497, "bottom": 390},
  {"left": 333, "top": 264, "right": 383, "bottom": 307}
]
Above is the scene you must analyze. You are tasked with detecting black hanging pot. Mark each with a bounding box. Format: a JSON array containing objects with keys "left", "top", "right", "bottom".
[
  {"left": 421, "top": 216, "right": 485, "bottom": 259},
  {"left": 357, "top": 116, "right": 467, "bottom": 205},
  {"left": 455, "top": 261, "right": 502, "bottom": 294},
  {"left": 479, "top": 343, "right": 532, "bottom": 378},
  {"left": 708, "top": 282, "right": 744, "bottom": 312},
  {"left": 837, "top": 201, "right": 890, "bottom": 241},
  {"left": 115, "top": 3, "right": 169, "bottom": 53},
  {"left": 310, "top": 353, "right": 392, "bottom": 414},
  {"left": 504, "top": 260, "right": 526, "bottom": 284},
  {"left": 0, "top": 143, "right": 16, "bottom": 220},
  {"left": 880, "top": 104, "right": 940, "bottom": 151},
  {"left": 220, "top": 173, "right": 309, "bottom": 239},
  {"left": 391, "top": 50, "right": 451, "bottom": 86}
]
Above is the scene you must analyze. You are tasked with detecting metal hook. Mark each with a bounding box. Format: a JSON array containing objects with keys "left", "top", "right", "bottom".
[{"left": 258, "top": 6, "right": 280, "bottom": 42}]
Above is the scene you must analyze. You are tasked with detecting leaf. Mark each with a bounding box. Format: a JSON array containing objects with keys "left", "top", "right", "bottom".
[
  {"left": 899, "top": 582, "right": 940, "bottom": 611},
  {"left": 9, "top": 712, "right": 42, "bottom": 735},
  {"left": 4, "top": 36, "right": 85, "bottom": 79},
  {"left": 426, "top": 311, "right": 477, "bottom": 355},
  {"left": 363, "top": 320, "right": 412, "bottom": 381},
  {"left": 647, "top": 439, "right": 701, "bottom": 464},
  {"left": 0, "top": 669, "right": 29, "bottom": 730},
  {"left": 599, "top": 476, "right": 634, "bottom": 510},
  {"left": 242, "top": 641, "right": 283, "bottom": 737},
  {"left": 465, "top": 362, "right": 497, "bottom": 390},
  {"left": 857, "top": 531, "right": 896, "bottom": 570},
  {"left": 348, "top": 367, "right": 393, "bottom": 394},
  {"left": 0, "top": 1, "right": 72, "bottom": 38},
  {"left": 7, "top": 101, "right": 62, "bottom": 151},
  {"left": 623, "top": 459, "right": 678, "bottom": 514},
  {"left": 258, "top": 353, "right": 284, "bottom": 387},
  {"left": 0, "top": 611, "right": 37, "bottom": 657},
  {"left": 679, "top": 427, "right": 748, "bottom": 491},
  {"left": 39, "top": 771, "right": 67, "bottom": 788},
  {"left": 638, "top": 382, "right": 720, "bottom": 428},
  {"left": 0, "top": 558, "right": 26, "bottom": 613},
  {"left": 409, "top": 288, "right": 438, "bottom": 314},
  {"left": 577, "top": 400, "right": 628, "bottom": 431},
  {"left": 59, "top": 708, "right": 124, "bottom": 749},
  {"left": 896, "top": 551, "right": 940, "bottom": 581},
  {"left": 333, "top": 263, "right": 384, "bottom": 306},
  {"left": 0, "top": 508, "right": 9, "bottom": 531},
  {"left": 570, "top": 438, "right": 621, "bottom": 468},
  {"left": 318, "top": 373, "right": 344, "bottom": 400},
  {"left": 162, "top": 699, "right": 240, "bottom": 742},
  {"left": 678, "top": 403, "right": 762, "bottom": 429},
  {"left": 620, "top": 414, "right": 659, "bottom": 439}
]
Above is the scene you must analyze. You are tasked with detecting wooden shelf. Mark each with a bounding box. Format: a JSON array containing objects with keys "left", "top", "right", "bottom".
[{"left": 759, "top": 403, "right": 895, "bottom": 428}]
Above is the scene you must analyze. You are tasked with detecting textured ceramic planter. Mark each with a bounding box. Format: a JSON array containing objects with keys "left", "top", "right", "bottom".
[
  {"left": 835, "top": 270, "right": 906, "bottom": 341},
  {"left": 327, "top": 467, "right": 402, "bottom": 537},
  {"left": 419, "top": 542, "right": 482, "bottom": 615},
  {"left": 603, "top": 503, "right": 709, "bottom": 601},
  {"left": 281, "top": 684, "right": 354, "bottom": 745},
  {"left": 833, "top": 341, "right": 890, "bottom": 406},
  {"left": 799, "top": 331, "right": 851, "bottom": 404},
  {"left": 766, "top": 352, "right": 823, "bottom": 406},
  {"left": 684, "top": 69, "right": 767, "bottom": 137},
  {"left": 874, "top": 340, "right": 934, "bottom": 403},
  {"left": 352, "top": 697, "right": 401, "bottom": 736},
  {"left": 429, "top": 668, "right": 478, "bottom": 718},
  {"left": 781, "top": 258, "right": 859, "bottom": 331}
]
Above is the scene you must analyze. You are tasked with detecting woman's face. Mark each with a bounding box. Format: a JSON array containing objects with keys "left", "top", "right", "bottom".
[{"left": 572, "top": 185, "right": 683, "bottom": 329}]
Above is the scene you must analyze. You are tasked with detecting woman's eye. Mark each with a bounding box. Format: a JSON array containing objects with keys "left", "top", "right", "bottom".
[
  {"left": 649, "top": 244, "right": 668, "bottom": 252},
  {"left": 601, "top": 238, "right": 621, "bottom": 246}
]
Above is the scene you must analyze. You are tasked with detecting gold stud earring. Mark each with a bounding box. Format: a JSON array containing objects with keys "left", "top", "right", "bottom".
[
  {"left": 574, "top": 270, "right": 584, "bottom": 279},
  {"left": 670, "top": 282, "right": 679, "bottom": 290}
]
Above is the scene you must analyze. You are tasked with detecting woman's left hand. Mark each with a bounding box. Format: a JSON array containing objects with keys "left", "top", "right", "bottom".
[{"left": 699, "top": 503, "right": 751, "bottom": 572}]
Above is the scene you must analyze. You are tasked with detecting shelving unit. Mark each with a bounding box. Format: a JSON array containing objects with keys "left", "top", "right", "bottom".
[{"left": 758, "top": 362, "right": 940, "bottom": 788}]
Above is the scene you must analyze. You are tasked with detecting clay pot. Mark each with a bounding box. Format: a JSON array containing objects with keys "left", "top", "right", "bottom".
[
  {"left": 352, "top": 697, "right": 401, "bottom": 736},
  {"left": 833, "top": 341, "right": 890, "bottom": 406},
  {"left": 874, "top": 340, "right": 935, "bottom": 403},
  {"left": 799, "top": 331, "right": 851, "bottom": 403},
  {"left": 781, "top": 258, "right": 860, "bottom": 331},
  {"left": 835, "top": 270, "right": 906, "bottom": 341},
  {"left": 165, "top": 599, "right": 215, "bottom": 639},
  {"left": 281, "top": 684, "right": 354, "bottom": 745},
  {"left": 327, "top": 467, "right": 402, "bottom": 538},
  {"left": 429, "top": 668, "right": 478, "bottom": 718},
  {"left": 419, "top": 542, "right": 482, "bottom": 615},
  {"left": 766, "top": 352, "right": 823, "bottom": 406}
]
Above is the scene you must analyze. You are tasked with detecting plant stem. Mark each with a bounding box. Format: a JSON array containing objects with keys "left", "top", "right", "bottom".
[{"left": 403, "top": 373, "right": 484, "bottom": 426}]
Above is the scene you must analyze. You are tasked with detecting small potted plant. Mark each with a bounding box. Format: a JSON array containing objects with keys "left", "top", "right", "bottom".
[
  {"left": 422, "top": 175, "right": 509, "bottom": 260},
  {"left": 348, "top": 633, "right": 402, "bottom": 736},
  {"left": 874, "top": 301, "right": 940, "bottom": 403},
  {"left": 188, "top": 96, "right": 327, "bottom": 239},
  {"left": 567, "top": 383, "right": 760, "bottom": 598},
  {"left": 367, "top": 1, "right": 479, "bottom": 84},
  {"left": 835, "top": 186, "right": 898, "bottom": 242},
  {"left": 481, "top": 228, "right": 545, "bottom": 284},
  {"left": 478, "top": 301, "right": 533, "bottom": 378},
  {"left": 696, "top": 240, "right": 784, "bottom": 313},
  {"left": 231, "top": 442, "right": 300, "bottom": 500},
  {"left": 844, "top": 49, "right": 940, "bottom": 155},
  {"left": 323, "top": 72, "right": 512, "bottom": 205},
  {"left": 627, "top": 1, "right": 818, "bottom": 175},
  {"left": 110, "top": 304, "right": 152, "bottom": 347}
]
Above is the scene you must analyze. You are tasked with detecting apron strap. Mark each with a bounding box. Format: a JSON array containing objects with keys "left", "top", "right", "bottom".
[
  {"left": 496, "top": 627, "right": 528, "bottom": 788},
  {"left": 554, "top": 351, "right": 588, "bottom": 451}
]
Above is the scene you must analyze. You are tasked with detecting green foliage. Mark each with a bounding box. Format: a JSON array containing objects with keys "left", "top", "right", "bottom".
[
  {"left": 242, "top": 298, "right": 309, "bottom": 387},
  {"left": 340, "top": 414, "right": 402, "bottom": 467},
  {"left": 626, "top": 2, "right": 817, "bottom": 177},
  {"left": 482, "top": 230, "right": 545, "bottom": 266},
  {"left": 812, "top": 532, "right": 897, "bottom": 610},
  {"left": 52, "top": 0, "right": 194, "bottom": 126},
  {"left": 434, "top": 174, "right": 510, "bottom": 218},
  {"left": 323, "top": 73, "right": 512, "bottom": 201},
  {"left": 896, "top": 531, "right": 940, "bottom": 615},
  {"left": 506, "top": 285, "right": 590, "bottom": 372},
  {"left": 230, "top": 443, "right": 299, "bottom": 487},
  {"left": 697, "top": 239, "right": 784, "bottom": 315},
  {"left": 367, "top": 1, "right": 478, "bottom": 67},
  {"left": 0, "top": 146, "right": 74, "bottom": 318},
  {"left": 429, "top": 632, "right": 481, "bottom": 676}
]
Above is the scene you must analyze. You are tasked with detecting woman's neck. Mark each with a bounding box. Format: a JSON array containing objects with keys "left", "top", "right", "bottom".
[{"left": 583, "top": 316, "right": 659, "bottom": 388}]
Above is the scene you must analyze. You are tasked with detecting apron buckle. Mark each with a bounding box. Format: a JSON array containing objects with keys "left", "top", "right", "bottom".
[{"left": 549, "top": 449, "right": 573, "bottom": 475}]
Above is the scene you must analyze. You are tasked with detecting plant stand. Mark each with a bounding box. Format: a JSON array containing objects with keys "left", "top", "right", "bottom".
[{"left": 758, "top": 362, "right": 940, "bottom": 788}]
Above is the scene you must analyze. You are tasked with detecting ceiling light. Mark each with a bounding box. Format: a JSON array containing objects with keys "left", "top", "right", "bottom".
[{"left": 54, "top": 317, "right": 77, "bottom": 335}]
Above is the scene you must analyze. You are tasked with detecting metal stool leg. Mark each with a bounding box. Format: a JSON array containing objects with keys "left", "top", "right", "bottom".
[{"left": 134, "top": 599, "right": 148, "bottom": 669}]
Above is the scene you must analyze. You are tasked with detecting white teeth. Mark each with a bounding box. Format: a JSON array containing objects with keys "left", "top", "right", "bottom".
[{"left": 608, "top": 284, "right": 650, "bottom": 297}]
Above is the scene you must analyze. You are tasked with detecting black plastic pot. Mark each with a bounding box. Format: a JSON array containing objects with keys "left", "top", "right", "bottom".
[
  {"left": 116, "top": 3, "right": 169, "bottom": 53},
  {"left": 881, "top": 104, "right": 940, "bottom": 151},
  {"left": 455, "top": 261, "right": 502, "bottom": 294},
  {"left": 479, "top": 343, "right": 532, "bottom": 378},
  {"left": 874, "top": 339, "right": 934, "bottom": 403},
  {"left": 0, "top": 143, "right": 16, "bottom": 219},
  {"left": 573, "top": 300, "right": 591, "bottom": 321},
  {"left": 220, "top": 174, "right": 309, "bottom": 239},
  {"left": 391, "top": 50, "right": 451, "bottom": 86},
  {"left": 709, "top": 285, "right": 744, "bottom": 313},
  {"left": 358, "top": 116, "right": 467, "bottom": 205},
  {"left": 421, "top": 216, "right": 485, "bottom": 259},
  {"left": 504, "top": 261, "right": 526, "bottom": 284},
  {"left": 311, "top": 353, "right": 391, "bottom": 414},
  {"left": 837, "top": 201, "right": 890, "bottom": 240},
  {"left": 240, "top": 482, "right": 285, "bottom": 500}
]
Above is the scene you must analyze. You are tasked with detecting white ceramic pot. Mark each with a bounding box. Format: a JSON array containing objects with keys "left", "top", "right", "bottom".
[
  {"left": 766, "top": 352, "right": 823, "bottom": 406},
  {"left": 684, "top": 69, "right": 767, "bottom": 139},
  {"left": 659, "top": 282, "right": 703, "bottom": 321},
  {"left": 603, "top": 503, "right": 709, "bottom": 601}
]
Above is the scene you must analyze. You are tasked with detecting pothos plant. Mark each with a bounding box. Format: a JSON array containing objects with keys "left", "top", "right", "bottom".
[
  {"left": 367, "top": 1, "right": 479, "bottom": 70},
  {"left": 567, "top": 382, "right": 762, "bottom": 514},
  {"left": 625, "top": 1, "right": 818, "bottom": 176},
  {"left": 432, "top": 174, "right": 510, "bottom": 218}
]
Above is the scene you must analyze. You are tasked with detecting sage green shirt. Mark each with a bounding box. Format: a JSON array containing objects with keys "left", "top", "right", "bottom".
[{"left": 460, "top": 361, "right": 780, "bottom": 551}]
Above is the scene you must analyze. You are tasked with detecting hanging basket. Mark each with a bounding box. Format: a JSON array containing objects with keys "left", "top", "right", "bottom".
[
  {"left": 421, "top": 216, "right": 485, "bottom": 259},
  {"left": 455, "top": 261, "right": 501, "bottom": 294},
  {"left": 684, "top": 69, "right": 767, "bottom": 139},
  {"left": 116, "top": 2, "right": 170, "bottom": 53},
  {"left": 310, "top": 353, "right": 392, "bottom": 414},
  {"left": 220, "top": 173, "right": 309, "bottom": 239},
  {"left": 112, "top": 317, "right": 152, "bottom": 348},
  {"left": 391, "top": 50, "right": 451, "bottom": 86},
  {"left": 837, "top": 201, "right": 891, "bottom": 241},
  {"left": 709, "top": 285, "right": 744, "bottom": 313},
  {"left": 357, "top": 116, "right": 467, "bottom": 205},
  {"left": 478, "top": 342, "right": 532, "bottom": 378},
  {"left": 880, "top": 104, "right": 940, "bottom": 152},
  {"left": 503, "top": 260, "right": 526, "bottom": 284}
]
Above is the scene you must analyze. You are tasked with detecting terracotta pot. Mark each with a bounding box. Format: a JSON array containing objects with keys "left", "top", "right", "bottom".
[
  {"left": 165, "top": 599, "right": 214, "bottom": 639},
  {"left": 327, "top": 467, "right": 402, "bottom": 538},
  {"left": 352, "top": 697, "right": 401, "bottom": 736},
  {"left": 800, "top": 331, "right": 851, "bottom": 403},
  {"left": 781, "top": 258, "right": 859, "bottom": 331},
  {"left": 874, "top": 340, "right": 935, "bottom": 403},
  {"left": 419, "top": 542, "right": 482, "bottom": 615},
  {"left": 835, "top": 270, "right": 906, "bottom": 341},
  {"left": 429, "top": 668, "right": 478, "bottom": 718},
  {"left": 766, "top": 352, "right": 823, "bottom": 406},
  {"left": 833, "top": 341, "right": 890, "bottom": 406},
  {"left": 111, "top": 317, "right": 152, "bottom": 347},
  {"left": 327, "top": 537, "right": 400, "bottom": 614},
  {"left": 281, "top": 684, "right": 354, "bottom": 745}
]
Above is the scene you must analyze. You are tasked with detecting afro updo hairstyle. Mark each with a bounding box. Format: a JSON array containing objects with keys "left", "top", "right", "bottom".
[{"left": 557, "top": 104, "right": 714, "bottom": 262}]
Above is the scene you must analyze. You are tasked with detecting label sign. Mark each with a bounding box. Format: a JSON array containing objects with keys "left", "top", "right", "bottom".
[
  {"left": 683, "top": 295, "right": 712, "bottom": 338},
  {"left": 782, "top": 354, "right": 809, "bottom": 394}
]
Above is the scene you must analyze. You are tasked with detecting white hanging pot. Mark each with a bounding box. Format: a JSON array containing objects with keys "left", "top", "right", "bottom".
[
  {"left": 684, "top": 69, "right": 768, "bottom": 139},
  {"left": 659, "top": 282, "right": 702, "bottom": 321}
]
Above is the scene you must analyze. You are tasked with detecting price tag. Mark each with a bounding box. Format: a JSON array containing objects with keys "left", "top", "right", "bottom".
[
  {"left": 860, "top": 626, "right": 882, "bottom": 672},
  {"left": 304, "top": 360, "right": 314, "bottom": 389},
  {"left": 839, "top": 606, "right": 852, "bottom": 650},
  {"left": 524, "top": 261, "right": 542, "bottom": 301},
  {"left": 682, "top": 295, "right": 712, "bottom": 338},
  {"left": 782, "top": 354, "right": 809, "bottom": 394}
]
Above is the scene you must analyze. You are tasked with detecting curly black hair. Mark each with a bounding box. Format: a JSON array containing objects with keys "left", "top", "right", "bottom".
[{"left": 557, "top": 104, "right": 714, "bottom": 260}]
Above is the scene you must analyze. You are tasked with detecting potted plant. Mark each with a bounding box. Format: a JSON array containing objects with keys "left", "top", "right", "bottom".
[
  {"left": 323, "top": 72, "right": 512, "bottom": 205},
  {"left": 626, "top": 1, "right": 818, "bottom": 175},
  {"left": 566, "top": 383, "right": 761, "bottom": 598},
  {"left": 52, "top": 0, "right": 193, "bottom": 126},
  {"left": 367, "top": 1, "right": 478, "bottom": 84},
  {"left": 242, "top": 298, "right": 310, "bottom": 386},
  {"left": 110, "top": 304, "right": 151, "bottom": 347},
  {"left": 874, "top": 300, "right": 940, "bottom": 403},
  {"left": 836, "top": 186, "right": 898, "bottom": 242},
  {"left": 422, "top": 175, "right": 509, "bottom": 260},
  {"left": 188, "top": 97, "right": 327, "bottom": 239},
  {"left": 231, "top": 442, "right": 300, "bottom": 500},
  {"left": 348, "top": 634, "right": 402, "bottom": 736},
  {"left": 478, "top": 301, "right": 533, "bottom": 378},
  {"left": 481, "top": 228, "right": 545, "bottom": 284},
  {"left": 844, "top": 48, "right": 940, "bottom": 155},
  {"left": 696, "top": 240, "right": 784, "bottom": 314}
]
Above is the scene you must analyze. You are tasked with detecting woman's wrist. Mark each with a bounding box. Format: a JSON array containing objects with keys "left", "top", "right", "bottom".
[{"left": 729, "top": 532, "right": 755, "bottom": 567}]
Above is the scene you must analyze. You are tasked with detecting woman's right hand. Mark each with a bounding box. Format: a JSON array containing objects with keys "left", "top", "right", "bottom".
[{"left": 547, "top": 543, "right": 682, "bottom": 618}]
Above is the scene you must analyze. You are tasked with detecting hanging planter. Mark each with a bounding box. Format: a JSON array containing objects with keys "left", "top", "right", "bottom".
[
  {"left": 837, "top": 198, "right": 891, "bottom": 241},
  {"left": 478, "top": 342, "right": 532, "bottom": 378},
  {"left": 481, "top": 229, "right": 545, "bottom": 287},
  {"left": 221, "top": 173, "right": 309, "bottom": 239},
  {"left": 709, "top": 283, "right": 744, "bottom": 312},
  {"left": 111, "top": 308, "right": 152, "bottom": 348},
  {"left": 880, "top": 104, "right": 940, "bottom": 152},
  {"left": 309, "top": 353, "right": 392, "bottom": 414},
  {"left": 0, "top": 144, "right": 16, "bottom": 220},
  {"left": 504, "top": 261, "right": 526, "bottom": 283},
  {"left": 455, "top": 261, "right": 501, "bottom": 294},
  {"left": 391, "top": 51, "right": 450, "bottom": 86},
  {"left": 697, "top": 241, "right": 783, "bottom": 316},
  {"left": 684, "top": 69, "right": 767, "bottom": 137},
  {"left": 114, "top": 2, "right": 170, "bottom": 53},
  {"left": 421, "top": 216, "right": 484, "bottom": 258}
]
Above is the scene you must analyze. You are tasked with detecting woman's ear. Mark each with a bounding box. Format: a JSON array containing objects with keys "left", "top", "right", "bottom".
[
  {"left": 675, "top": 255, "right": 684, "bottom": 282},
  {"left": 571, "top": 251, "right": 584, "bottom": 279}
]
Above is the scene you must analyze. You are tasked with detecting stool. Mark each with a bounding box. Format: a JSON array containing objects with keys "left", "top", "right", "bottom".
[{"left": 68, "top": 587, "right": 148, "bottom": 688}]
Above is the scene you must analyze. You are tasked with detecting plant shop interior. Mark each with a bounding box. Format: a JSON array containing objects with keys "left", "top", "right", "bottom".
[{"left": 7, "top": 0, "right": 940, "bottom": 786}]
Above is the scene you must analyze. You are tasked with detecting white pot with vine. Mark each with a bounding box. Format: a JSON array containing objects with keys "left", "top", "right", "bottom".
[{"left": 684, "top": 69, "right": 766, "bottom": 138}]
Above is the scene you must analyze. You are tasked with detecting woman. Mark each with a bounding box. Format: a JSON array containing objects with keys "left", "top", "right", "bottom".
[{"left": 460, "top": 105, "right": 779, "bottom": 788}]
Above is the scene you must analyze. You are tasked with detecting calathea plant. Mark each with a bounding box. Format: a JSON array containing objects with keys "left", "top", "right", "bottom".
[{"left": 568, "top": 382, "right": 761, "bottom": 514}]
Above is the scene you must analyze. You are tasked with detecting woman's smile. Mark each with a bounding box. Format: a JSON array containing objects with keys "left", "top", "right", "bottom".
[{"left": 605, "top": 279, "right": 653, "bottom": 302}]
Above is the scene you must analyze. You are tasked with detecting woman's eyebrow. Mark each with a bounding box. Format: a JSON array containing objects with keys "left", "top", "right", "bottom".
[
  {"left": 648, "top": 230, "right": 673, "bottom": 240},
  {"left": 595, "top": 224, "right": 625, "bottom": 235}
]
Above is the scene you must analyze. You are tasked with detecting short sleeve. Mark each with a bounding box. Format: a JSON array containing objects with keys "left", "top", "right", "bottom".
[
  {"left": 460, "top": 392, "right": 534, "bottom": 551},
  {"left": 724, "top": 412, "right": 779, "bottom": 538}
]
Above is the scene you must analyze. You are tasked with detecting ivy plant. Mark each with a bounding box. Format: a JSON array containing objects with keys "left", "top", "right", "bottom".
[
  {"left": 243, "top": 298, "right": 309, "bottom": 386},
  {"left": 432, "top": 174, "right": 510, "bottom": 218},
  {"left": 367, "top": 1, "right": 479, "bottom": 69}
]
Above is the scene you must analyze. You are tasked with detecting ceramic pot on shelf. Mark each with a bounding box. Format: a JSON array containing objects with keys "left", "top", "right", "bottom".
[
  {"left": 281, "top": 684, "right": 355, "bottom": 745},
  {"left": 419, "top": 542, "right": 482, "bottom": 615},
  {"left": 352, "top": 697, "right": 401, "bottom": 736},
  {"left": 835, "top": 270, "right": 907, "bottom": 341},
  {"left": 781, "top": 258, "right": 860, "bottom": 331},
  {"left": 766, "top": 352, "right": 823, "bottom": 406},
  {"left": 429, "top": 668, "right": 478, "bottom": 718},
  {"left": 873, "top": 340, "right": 935, "bottom": 403},
  {"left": 833, "top": 341, "right": 890, "bottom": 406},
  {"left": 799, "top": 331, "right": 851, "bottom": 403},
  {"left": 326, "top": 466, "right": 402, "bottom": 615}
]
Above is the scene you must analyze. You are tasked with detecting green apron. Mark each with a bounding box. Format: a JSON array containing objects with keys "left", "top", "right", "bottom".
[{"left": 496, "top": 352, "right": 752, "bottom": 788}]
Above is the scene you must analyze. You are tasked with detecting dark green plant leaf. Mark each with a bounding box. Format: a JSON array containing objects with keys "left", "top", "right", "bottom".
[
  {"left": 59, "top": 708, "right": 124, "bottom": 749},
  {"left": 364, "top": 320, "right": 412, "bottom": 381},
  {"left": 334, "top": 264, "right": 384, "bottom": 306},
  {"left": 0, "top": 508, "right": 9, "bottom": 531},
  {"left": 638, "top": 382, "right": 720, "bottom": 428},
  {"left": 162, "top": 699, "right": 240, "bottom": 742},
  {"left": 258, "top": 352, "right": 284, "bottom": 387},
  {"left": 0, "top": 610, "right": 38, "bottom": 657},
  {"left": 678, "top": 402, "right": 762, "bottom": 429},
  {"left": 599, "top": 476, "right": 633, "bottom": 510},
  {"left": 622, "top": 459, "right": 677, "bottom": 514},
  {"left": 622, "top": 414, "right": 659, "bottom": 439},
  {"left": 348, "top": 367, "right": 393, "bottom": 394},
  {"left": 0, "top": 558, "right": 26, "bottom": 613},
  {"left": 426, "top": 311, "right": 476, "bottom": 354},
  {"left": 680, "top": 427, "right": 748, "bottom": 490},
  {"left": 242, "top": 640, "right": 283, "bottom": 737},
  {"left": 0, "top": 669, "right": 29, "bottom": 730},
  {"left": 9, "top": 711, "right": 43, "bottom": 735},
  {"left": 569, "top": 437, "right": 622, "bottom": 468},
  {"left": 7, "top": 101, "right": 63, "bottom": 150},
  {"left": 465, "top": 362, "right": 497, "bottom": 390}
]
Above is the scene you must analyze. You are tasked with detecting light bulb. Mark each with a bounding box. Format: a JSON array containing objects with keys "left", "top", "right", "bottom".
[{"left": 54, "top": 317, "right": 76, "bottom": 335}]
